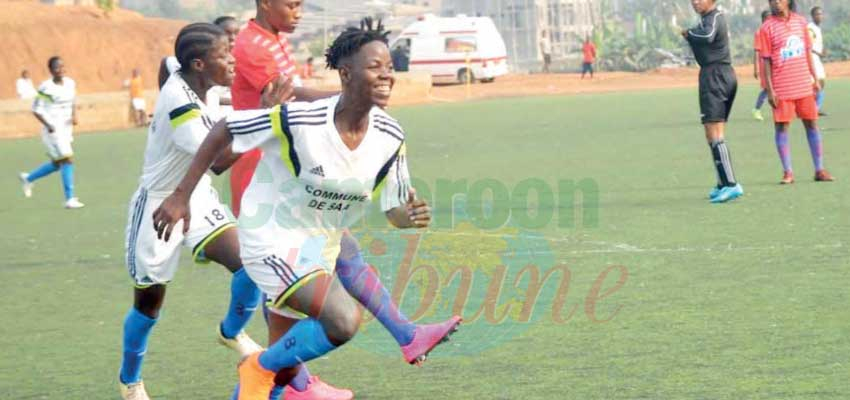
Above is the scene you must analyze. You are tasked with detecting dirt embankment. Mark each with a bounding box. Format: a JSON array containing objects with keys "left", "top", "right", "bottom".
[{"left": 1, "top": 0, "right": 185, "bottom": 98}]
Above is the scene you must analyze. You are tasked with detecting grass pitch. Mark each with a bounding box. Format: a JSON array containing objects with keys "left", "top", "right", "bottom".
[{"left": 2, "top": 81, "right": 850, "bottom": 399}]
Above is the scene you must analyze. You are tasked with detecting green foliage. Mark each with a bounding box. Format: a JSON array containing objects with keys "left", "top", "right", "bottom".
[{"left": 96, "top": 0, "right": 114, "bottom": 13}]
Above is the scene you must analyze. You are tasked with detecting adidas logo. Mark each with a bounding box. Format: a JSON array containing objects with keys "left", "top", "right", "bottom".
[{"left": 309, "top": 165, "right": 325, "bottom": 177}]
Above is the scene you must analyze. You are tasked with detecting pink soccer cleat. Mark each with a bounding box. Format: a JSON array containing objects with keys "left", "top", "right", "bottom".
[
  {"left": 401, "top": 316, "right": 462, "bottom": 366},
  {"left": 284, "top": 376, "right": 354, "bottom": 400}
]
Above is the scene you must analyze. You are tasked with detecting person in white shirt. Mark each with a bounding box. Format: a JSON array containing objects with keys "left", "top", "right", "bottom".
[
  {"left": 808, "top": 6, "right": 827, "bottom": 115},
  {"left": 16, "top": 69, "right": 37, "bottom": 100},
  {"left": 152, "top": 18, "right": 461, "bottom": 399},
  {"left": 18, "top": 56, "right": 84, "bottom": 209},
  {"left": 540, "top": 30, "right": 552, "bottom": 73},
  {"left": 116, "top": 23, "right": 289, "bottom": 400}
]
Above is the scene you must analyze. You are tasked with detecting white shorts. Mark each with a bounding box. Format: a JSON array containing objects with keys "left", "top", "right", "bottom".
[
  {"left": 41, "top": 127, "right": 73, "bottom": 160},
  {"left": 132, "top": 98, "right": 147, "bottom": 111},
  {"left": 241, "top": 231, "right": 344, "bottom": 317},
  {"left": 124, "top": 183, "right": 235, "bottom": 287},
  {"left": 812, "top": 55, "right": 826, "bottom": 80}
]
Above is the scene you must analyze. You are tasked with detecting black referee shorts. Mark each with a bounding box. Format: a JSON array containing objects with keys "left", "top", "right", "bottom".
[{"left": 699, "top": 64, "right": 738, "bottom": 124}]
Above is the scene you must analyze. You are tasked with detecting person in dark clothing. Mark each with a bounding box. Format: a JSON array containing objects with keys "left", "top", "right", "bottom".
[{"left": 681, "top": 0, "right": 743, "bottom": 204}]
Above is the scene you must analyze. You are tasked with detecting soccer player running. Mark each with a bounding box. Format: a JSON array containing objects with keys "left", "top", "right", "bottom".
[
  {"left": 19, "top": 56, "right": 84, "bottom": 209},
  {"left": 117, "top": 23, "right": 283, "bottom": 400},
  {"left": 152, "top": 18, "right": 461, "bottom": 400},
  {"left": 682, "top": 0, "right": 743, "bottom": 204},
  {"left": 808, "top": 6, "right": 827, "bottom": 115},
  {"left": 752, "top": 10, "right": 771, "bottom": 121},
  {"left": 761, "top": 0, "right": 833, "bottom": 184},
  {"left": 228, "top": 3, "right": 461, "bottom": 399}
]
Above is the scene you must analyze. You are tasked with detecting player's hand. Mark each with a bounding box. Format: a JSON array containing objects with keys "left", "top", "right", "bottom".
[
  {"left": 680, "top": 29, "right": 689, "bottom": 39},
  {"left": 71, "top": 115, "right": 78, "bottom": 126},
  {"left": 753, "top": 71, "right": 759, "bottom": 80},
  {"left": 261, "top": 74, "right": 295, "bottom": 108},
  {"left": 405, "top": 188, "right": 431, "bottom": 228},
  {"left": 152, "top": 192, "right": 191, "bottom": 242},
  {"left": 46, "top": 124, "right": 55, "bottom": 133},
  {"left": 812, "top": 79, "right": 821, "bottom": 92},
  {"left": 767, "top": 90, "right": 778, "bottom": 109}
]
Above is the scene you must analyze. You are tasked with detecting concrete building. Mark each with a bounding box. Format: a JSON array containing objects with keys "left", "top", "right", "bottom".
[{"left": 442, "top": 0, "right": 599, "bottom": 71}]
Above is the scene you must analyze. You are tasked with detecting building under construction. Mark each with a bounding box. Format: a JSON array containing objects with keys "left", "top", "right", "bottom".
[{"left": 442, "top": 0, "right": 600, "bottom": 71}]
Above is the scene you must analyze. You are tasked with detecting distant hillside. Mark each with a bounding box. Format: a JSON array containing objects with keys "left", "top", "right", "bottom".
[{"left": 2, "top": 0, "right": 185, "bottom": 98}]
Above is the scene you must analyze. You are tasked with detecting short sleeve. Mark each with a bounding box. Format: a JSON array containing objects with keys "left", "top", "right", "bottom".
[
  {"left": 227, "top": 107, "right": 279, "bottom": 153},
  {"left": 379, "top": 143, "right": 411, "bottom": 212},
  {"left": 32, "top": 83, "right": 48, "bottom": 114},
  {"left": 759, "top": 27, "right": 772, "bottom": 59},
  {"left": 170, "top": 103, "right": 211, "bottom": 154},
  {"left": 234, "top": 44, "right": 278, "bottom": 93}
]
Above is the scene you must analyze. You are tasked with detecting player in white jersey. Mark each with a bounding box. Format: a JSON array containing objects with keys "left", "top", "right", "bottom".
[
  {"left": 153, "top": 19, "right": 461, "bottom": 400},
  {"left": 808, "top": 6, "right": 827, "bottom": 115},
  {"left": 117, "top": 23, "right": 293, "bottom": 400},
  {"left": 18, "top": 56, "right": 84, "bottom": 208}
]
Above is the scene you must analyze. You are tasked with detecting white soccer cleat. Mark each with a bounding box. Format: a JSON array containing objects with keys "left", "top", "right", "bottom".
[
  {"left": 217, "top": 326, "right": 264, "bottom": 357},
  {"left": 64, "top": 197, "right": 85, "bottom": 209},
  {"left": 19, "top": 172, "right": 33, "bottom": 198},
  {"left": 119, "top": 380, "right": 151, "bottom": 400}
]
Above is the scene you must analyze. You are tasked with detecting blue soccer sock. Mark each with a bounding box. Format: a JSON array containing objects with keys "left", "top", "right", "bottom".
[
  {"left": 220, "top": 267, "right": 261, "bottom": 339},
  {"left": 258, "top": 318, "right": 336, "bottom": 372},
  {"left": 336, "top": 240, "right": 415, "bottom": 346},
  {"left": 816, "top": 89, "right": 825, "bottom": 110},
  {"left": 755, "top": 90, "right": 768, "bottom": 110},
  {"left": 59, "top": 163, "right": 74, "bottom": 200},
  {"left": 119, "top": 308, "right": 158, "bottom": 385},
  {"left": 27, "top": 161, "right": 59, "bottom": 182}
]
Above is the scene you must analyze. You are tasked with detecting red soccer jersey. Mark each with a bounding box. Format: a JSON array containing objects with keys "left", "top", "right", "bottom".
[
  {"left": 759, "top": 13, "right": 814, "bottom": 100},
  {"left": 753, "top": 30, "right": 767, "bottom": 88},
  {"left": 231, "top": 19, "right": 297, "bottom": 110},
  {"left": 583, "top": 42, "right": 596, "bottom": 63}
]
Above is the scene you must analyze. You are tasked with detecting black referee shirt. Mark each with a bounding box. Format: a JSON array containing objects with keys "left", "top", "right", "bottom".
[{"left": 686, "top": 8, "right": 732, "bottom": 67}]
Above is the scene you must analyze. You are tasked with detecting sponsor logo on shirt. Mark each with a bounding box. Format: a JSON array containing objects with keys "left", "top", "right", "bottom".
[{"left": 781, "top": 35, "right": 805, "bottom": 61}]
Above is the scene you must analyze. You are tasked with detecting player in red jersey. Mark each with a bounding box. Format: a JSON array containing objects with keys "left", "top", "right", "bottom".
[{"left": 760, "top": 0, "right": 833, "bottom": 184}]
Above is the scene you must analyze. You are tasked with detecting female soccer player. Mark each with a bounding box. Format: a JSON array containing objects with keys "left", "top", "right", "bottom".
[
  {"left": 19, "top": 56, "right": 84, "bottom": 209},
  {"left": 682, "top": 0, "right": 743, "bottom": 203},
  {"left": 761, "top": 0, "right": 833, "bottom": 184},
  {"left": 152, "top": 18, "right": 461, "bottom": 400},
  {"left": 117, "top": 23, "right": 290, "bottom": 400}
]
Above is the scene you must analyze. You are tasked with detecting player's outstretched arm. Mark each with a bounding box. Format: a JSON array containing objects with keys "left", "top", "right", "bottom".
[
  {"left": 386, "top": 188, "right": 431, "bottom": 229},
  {"left": 152, "top": 119, "right": 234, "bottom": 241}
]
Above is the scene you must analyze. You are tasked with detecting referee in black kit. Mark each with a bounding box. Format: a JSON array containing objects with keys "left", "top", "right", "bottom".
[{"left": 681, "top": 0, "right": 743, "bottom": 204}]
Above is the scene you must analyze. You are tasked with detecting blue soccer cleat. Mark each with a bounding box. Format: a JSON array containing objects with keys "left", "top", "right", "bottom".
[
  {"left": 708, "top": 185, "right": 722, "bottom": 199},
  {"left": 710, "top": 184, "right": 744, "bottom": 204}
]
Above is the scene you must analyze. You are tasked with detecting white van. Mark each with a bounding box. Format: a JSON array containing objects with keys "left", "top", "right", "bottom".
[{"left": 390, "top": 14, "right": 508, "bottom": 84}]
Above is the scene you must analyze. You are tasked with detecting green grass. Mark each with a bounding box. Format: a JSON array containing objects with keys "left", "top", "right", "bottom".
[{"left": 2, "top": 81, "right": 850, "bottom": 399}]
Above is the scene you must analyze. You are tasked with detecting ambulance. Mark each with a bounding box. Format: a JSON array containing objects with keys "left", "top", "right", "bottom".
[{"left": 390, "top": 14, "right": 509, "bottom": 84}]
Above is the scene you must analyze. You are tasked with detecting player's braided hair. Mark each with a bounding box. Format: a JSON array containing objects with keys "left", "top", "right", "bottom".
[
  {"left": 175, "top": 23, "right": 226, "bottom": 73},
  {"left": 325, "top": 17, "right": 391, "bottom": 70}
]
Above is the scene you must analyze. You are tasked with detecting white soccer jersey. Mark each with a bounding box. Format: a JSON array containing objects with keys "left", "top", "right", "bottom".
[
  {"left": 808, "top": 23, "right": 824, "bottom": 54},
  {"left": 32, "top": 77, "right": 76, "bottom": 134},
  {"left": 226, "top": 95, "right": 411, "bottom": 268},
  {"left": 138, "top": 73, "right": 218, "bottom": 193}
]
